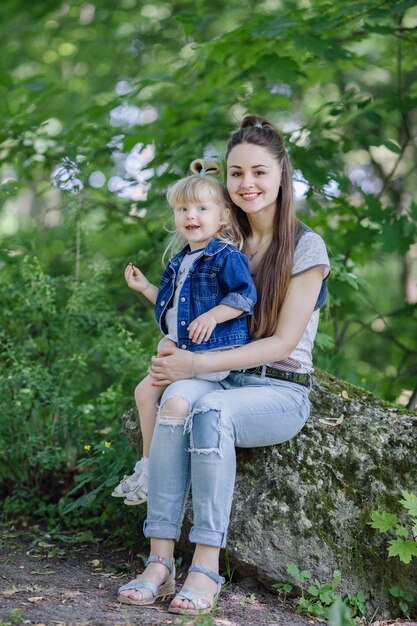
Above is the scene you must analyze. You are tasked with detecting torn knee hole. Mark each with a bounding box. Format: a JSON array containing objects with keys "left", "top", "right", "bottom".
[
  {"left": 158, "top": 413, "right": 188, "bottom": 426},
  {"left": 158, "top": 395, "right": 190, "bottom": 425}
]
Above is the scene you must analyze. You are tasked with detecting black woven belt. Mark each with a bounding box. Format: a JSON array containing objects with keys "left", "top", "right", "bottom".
[{"left": 237, "top": 366, "right": 311, "bottom": 388}]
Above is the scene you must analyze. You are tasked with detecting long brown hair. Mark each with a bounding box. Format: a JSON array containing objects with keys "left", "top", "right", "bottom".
[{"left": 225, "top": 115, "right": 302, "bottom": 338}]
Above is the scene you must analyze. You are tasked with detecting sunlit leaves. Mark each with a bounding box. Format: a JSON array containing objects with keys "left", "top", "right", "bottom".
[
  {"left": 369, "top": 511, "right": 398, "bottom": 532},
  {"left": 387, "top": 539, "right": 417, "bottom": 564}
]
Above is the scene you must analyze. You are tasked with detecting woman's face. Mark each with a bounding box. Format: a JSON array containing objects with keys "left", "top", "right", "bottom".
[{"left": 226, "top": 143, "right": 282, "bottom": 218}]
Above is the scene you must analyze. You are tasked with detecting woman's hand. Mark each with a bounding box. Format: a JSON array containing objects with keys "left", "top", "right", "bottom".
[{"left": 149, "top": 345, "right": 194, "bottom": 385}]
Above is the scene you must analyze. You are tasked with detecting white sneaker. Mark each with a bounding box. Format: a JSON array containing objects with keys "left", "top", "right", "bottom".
[
  {"left": 123, "top": 463, "right": 149, "bottom": 506},
  {"left": 111, "top": 457, "right": 148, "bottom": 498},
  {"left": 123, "top": 478, "right": 148, "bottom": 506}
]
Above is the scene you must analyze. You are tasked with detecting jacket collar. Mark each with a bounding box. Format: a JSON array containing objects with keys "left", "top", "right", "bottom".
[{"left": 172, "top": 237, "right": 229, "bottom": 264}]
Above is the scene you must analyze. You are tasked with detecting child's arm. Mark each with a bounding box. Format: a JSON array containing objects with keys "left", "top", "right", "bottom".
[
  {"left": 125, "top": 263, "right": 158, "bottom": 305},
  {"left": 188, "top": 304, "right": 243, "bottom": 344}
]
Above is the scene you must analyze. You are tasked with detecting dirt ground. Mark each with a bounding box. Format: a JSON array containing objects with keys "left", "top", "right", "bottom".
[{"left": 1, "top": 526, "right": 416, "bottom": 626}]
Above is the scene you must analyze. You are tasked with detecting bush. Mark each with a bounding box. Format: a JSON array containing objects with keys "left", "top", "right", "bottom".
[{"left": 0, "top": 253, "right": 153, "bottom": 526}]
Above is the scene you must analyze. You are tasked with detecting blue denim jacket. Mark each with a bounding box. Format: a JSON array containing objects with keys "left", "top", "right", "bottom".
[{"left": 155, "top": 238, "right": 257, "bottom": 352}]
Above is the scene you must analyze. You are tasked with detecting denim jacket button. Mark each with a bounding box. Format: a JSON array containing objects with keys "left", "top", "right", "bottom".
[
  {"left": 160, "top": 300, "right": 165, "bottom": 306},
  {"left": 180, "top": 297, "right": 186, "bottom": 302},
  {"left": 181, "top": 344, "right": 187, "bottom": 349},
  {"left": 180, "top": 321, "right": 186, "bottom": 326}
]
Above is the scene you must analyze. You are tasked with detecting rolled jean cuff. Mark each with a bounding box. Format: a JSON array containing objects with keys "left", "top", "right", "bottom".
[
  {"left": 143, "top": 520, "right": 181, "bottom": 541},
  {"left": 189, "top": 525, "right": 227, "bottom": 548}
]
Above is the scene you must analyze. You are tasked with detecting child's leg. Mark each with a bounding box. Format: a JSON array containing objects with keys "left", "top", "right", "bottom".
[
  {"left": 112, "top": 339, "right": 172, "bottom": 501},
  {"left": 134, "top": 375, "right": 165, "bottom": 457},
  {"left": 121, "top": 376, "right": 166, "bottom": 505},
  {"left": 136, "top": 336, "right": 176, "bottom": 454}
]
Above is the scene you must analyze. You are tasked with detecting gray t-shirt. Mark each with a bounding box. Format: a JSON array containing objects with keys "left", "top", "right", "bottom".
[
  {"left": 165, "top": 248, "right": 204, "bottom": 342},
  {"left": 269, "top": 231, "right": 330, "bottom": 373}
]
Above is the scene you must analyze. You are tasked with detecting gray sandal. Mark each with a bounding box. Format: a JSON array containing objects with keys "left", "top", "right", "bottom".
[
  {"left": 118, "top": 555, "right": 175, "bottom": 606},
  {"left": 168, "top": 564, "right": 225, "bottom": 615}
]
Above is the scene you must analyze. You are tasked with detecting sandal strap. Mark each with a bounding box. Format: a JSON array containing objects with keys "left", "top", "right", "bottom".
[
  {"left": 146, "top": 555, "right": 174, "bottom": 573},
  {"left": 176, "top": 587, "right": 211, "bottom": 610},
  {"left": 125, "top": 482, "right": 147, "bottom": 501},
  {"left": 118, "top": 579, "right": 157, "bottom": 595},
  {"left": 189, "top": 564, "right": 225, "bottom": 585}
]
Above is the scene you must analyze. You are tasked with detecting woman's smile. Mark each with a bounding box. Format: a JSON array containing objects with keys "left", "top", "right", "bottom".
[
  {"left": 240, "top": 192, "right": 261, "bottom": 201},
  {"left": 227, "top": 143, "right": 282, "bottom": 215}
]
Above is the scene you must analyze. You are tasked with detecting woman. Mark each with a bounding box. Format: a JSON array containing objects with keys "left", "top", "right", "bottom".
[{"left": 118, "top": 115, "right": 330, "bottom": 615}]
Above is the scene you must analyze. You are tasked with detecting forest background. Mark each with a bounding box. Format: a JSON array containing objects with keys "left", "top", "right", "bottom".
[{"left": 0, "top": 0, "right": 416, "bottom": 537}]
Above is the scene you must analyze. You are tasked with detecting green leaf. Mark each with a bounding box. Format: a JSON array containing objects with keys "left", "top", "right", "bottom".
[
  {"left": 315, "top": 332, "right": 335, "bottom": 350},
  {"left": 256, "top": 54, "right": 305, "bottom": 83},
  {"left": 401, "top": 590, "right": 414, "bottom": 602},
  {"left": 399, "top": 601, "right": 409, "bottom": 616},
  {"left": 328, "top": 597, "right": 354, "bottom": 626},
  {"left": 308, "top": 585, "right": 319, "bottom": 596},
  {"left": 251, "top": 16, "right": 299, "bottom": 39},
  {"left": 390, "top": 586, "right": 401, "bottom": 598},
  {"left": 286, "top": 562, "right": 301, "bottom": 579},
  {"left": 400, "top": 491, "right": 417, "bottom": 518},
  {"left": 395, "top": 524, "right": 410, "bottom": 538},
  {"left": 369, "top": 510, "right": 397, "bottom": 532},
  {"left": 320, "top": 590, "right": 335, "bottom": 605},
  {"left": 300, "top": 570, "right": 311, "bottom": 581},
  {"left": 380, "top": 139, "right": 402, "bottom": 154},
  {"left": 388, "top": 539, "right": 417, "bottom": 564},
  {"left": 332, "top": 569, "right": 342, "bottom": 590}
]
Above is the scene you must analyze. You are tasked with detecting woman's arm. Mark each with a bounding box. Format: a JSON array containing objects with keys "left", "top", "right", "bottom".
[{"left": 150, "top": 266, "right": 323, "bottom": 384}]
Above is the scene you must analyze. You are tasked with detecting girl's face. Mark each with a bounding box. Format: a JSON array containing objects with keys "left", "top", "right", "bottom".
[
  {"left": 226, "top": 143, "right": 282, "bottom": 218},
  {"left": 173, "top": 188, "right": 227, "bottom": 250}
]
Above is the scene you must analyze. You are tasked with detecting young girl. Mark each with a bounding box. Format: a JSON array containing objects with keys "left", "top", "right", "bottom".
[{"left": 112, "top": 159, "right": 256, "bottom": 505}]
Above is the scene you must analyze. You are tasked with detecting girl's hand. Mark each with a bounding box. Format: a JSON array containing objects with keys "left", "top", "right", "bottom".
[
  {"left": 149, "top": 345, "right": 194, "bottom": 385},
  {"left": 124, "top": 263, "right": 149, "bottom": 293},
  {"left": 188, "top": 313, "right": 217, "bottom": 344}
]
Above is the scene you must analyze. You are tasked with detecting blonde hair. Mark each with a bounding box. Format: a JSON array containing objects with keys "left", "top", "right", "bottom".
[
  {"left": 163, "top": 158, "right": 243, "bottom": 263},
  {"left": 226, "top": 115, "right": 302, "bottom": 339}
]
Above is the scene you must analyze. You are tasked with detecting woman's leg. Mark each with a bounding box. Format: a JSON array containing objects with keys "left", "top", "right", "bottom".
[
  {"left": 119, "top": 379, "right": 222, "bottom": 602},
  {"left": 189, "top": 377, "right": 310, "bottom": 546},
  {"left": 144, "top": 378, "right": 222, "bottom": 541},
  {"left": 170, "top": 376, "right": 310, "bottom": 611},
  {"left": 119, "top": 538, "right": 175, "bottom": 602}
]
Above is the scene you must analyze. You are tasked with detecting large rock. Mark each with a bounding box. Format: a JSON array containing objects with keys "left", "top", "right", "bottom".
[{"left": 121, "top": 370, "right": 417, "bottom": 614}]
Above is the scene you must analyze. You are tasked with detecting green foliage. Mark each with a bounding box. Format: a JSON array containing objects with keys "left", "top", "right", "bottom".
[
  {"left": 278, "top": 563, "right": 364, "bottom": 621},
  {"left": 0, "top": 251, "right": 152, "bottom": 523},
  {"left": 1, "top": 0, "right": 417, "bottom": 525},
  {"left": 272, "top": 581, "right": 293, "bottom": 601},
  {"left": 223, "top": 548, "right": 237, "bottom": 586},
  {"left": 390, "top": 585, "right": 415, "bottom": 619},
  {"left": 177, "top": 613, "right": 215, "bottom": 626},
  {"left": 1, "top": 0, "right": 416, "bottom": 407},
  {"left": 370, "top": 490, "right": 417, "bottom": 564},
  {"left": 328, "top": 597, "right": 355, "bottom": 626},
  {"left": 0, "top": 610, "right": 24, "bottom": 626}
]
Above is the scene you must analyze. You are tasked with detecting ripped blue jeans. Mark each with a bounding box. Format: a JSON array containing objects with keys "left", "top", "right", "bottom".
[{"left": 143, "top": 370, "right": 311, "bottom": 548}]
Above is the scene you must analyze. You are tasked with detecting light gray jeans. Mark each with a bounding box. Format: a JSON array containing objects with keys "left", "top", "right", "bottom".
[{"left": 144, "top": 370, "right": 311, "bottom": 548}]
